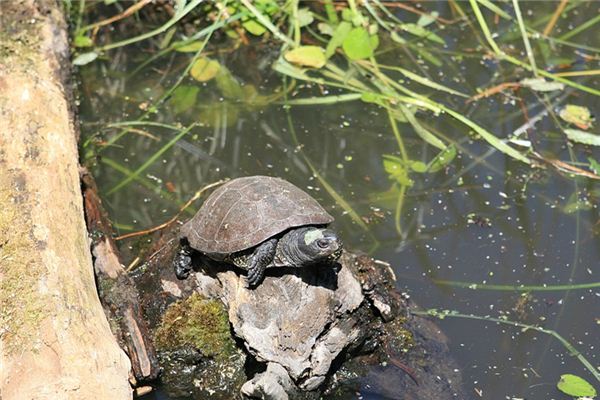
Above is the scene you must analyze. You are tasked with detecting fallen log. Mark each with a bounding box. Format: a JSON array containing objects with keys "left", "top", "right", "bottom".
[
  {"left": 0, "top": 1, "right": 131, "bottom": 398},
  {"left": 81, "top": 169, "right": 160, "bottom": 382}
]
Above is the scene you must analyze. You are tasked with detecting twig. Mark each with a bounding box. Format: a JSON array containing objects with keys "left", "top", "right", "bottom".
[
  {"left": 80, "top": 0, "right": 153, "bottom": 33},
  {"left": 114, "top": 179, "right": 227, "bottom": 241},
  {"left": 542, "top": 0, "right": 569, "bottom": 36}
]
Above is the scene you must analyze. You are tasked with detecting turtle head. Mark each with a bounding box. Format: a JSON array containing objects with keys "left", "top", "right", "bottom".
[{"left": 298, "top": 227, "right": 343, "bottom": 264}]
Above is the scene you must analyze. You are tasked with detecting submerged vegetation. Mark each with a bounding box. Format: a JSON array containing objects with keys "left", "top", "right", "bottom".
[
  {"left": 71, "top": 0, "right": 600, "bottom": 233},
  {"left": 70, "top": 1, "right": 600, "bottom": 398}
]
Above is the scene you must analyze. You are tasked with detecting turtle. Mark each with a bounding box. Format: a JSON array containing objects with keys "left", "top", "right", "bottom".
[{"left": 173, "top": 176, "right": 343, "bottom": 287}]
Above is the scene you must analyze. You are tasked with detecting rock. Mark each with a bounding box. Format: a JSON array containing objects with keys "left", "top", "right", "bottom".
[
  {"left": 134, "top": 231, "right": 465, "bottom": 399},
  {"left": 210, "top": 256, "right": 364, "bottom": 389},
  {"left": 241, "top": 363, "right": 295, "bottom": 400}
]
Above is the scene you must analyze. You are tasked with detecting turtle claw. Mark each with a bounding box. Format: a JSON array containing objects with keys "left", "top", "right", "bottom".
[
  {"left": 247, "top": 264, "right": 266, "bottom": 287},
  {"left": 174, "top": 243, "right": 193, "bottom": 280}
]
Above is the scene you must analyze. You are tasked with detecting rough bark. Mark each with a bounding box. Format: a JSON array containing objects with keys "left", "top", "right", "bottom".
[{"left": 0, "top": 1, "right": 132, "bottom": 399}]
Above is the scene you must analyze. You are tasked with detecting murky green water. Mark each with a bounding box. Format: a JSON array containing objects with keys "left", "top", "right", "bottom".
[{"left": 79, "top": 2, "right": 599, "bottom": 399}]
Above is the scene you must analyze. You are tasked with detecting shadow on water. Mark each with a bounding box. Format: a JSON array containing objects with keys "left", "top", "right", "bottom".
[{"left": 77, "top": 1, "right": 600, "bottom": 398}]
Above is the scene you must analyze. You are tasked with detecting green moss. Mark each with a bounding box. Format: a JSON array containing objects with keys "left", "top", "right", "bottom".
[
  {"left": 0, "top": 173, "right": 45, "bottom": 354},
  {"left": 155, "top": 293, "right": 235, "bottom": 360}
]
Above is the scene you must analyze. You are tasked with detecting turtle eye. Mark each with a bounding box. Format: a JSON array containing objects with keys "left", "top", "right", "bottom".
[{"left": 316, "top": 238, "right": 330, "bottom": 249}]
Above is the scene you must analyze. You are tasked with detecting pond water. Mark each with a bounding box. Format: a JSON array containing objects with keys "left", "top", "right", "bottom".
[{"left": 78, "top": 2, "right": 599, "bottom": 399}]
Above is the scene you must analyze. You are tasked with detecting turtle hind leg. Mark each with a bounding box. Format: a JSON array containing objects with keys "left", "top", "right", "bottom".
[
  {"left": 246, "top": 238, "right": 278, "bottom": 287},
  {"left": 174, "top": 241, "right": 194, "bottom": 280}
]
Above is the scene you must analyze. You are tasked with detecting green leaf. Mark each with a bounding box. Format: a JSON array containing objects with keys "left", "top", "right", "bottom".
[
  {"left": 557, "top": 374, "right": 597, "bottom": 397},
  {"left": 284, "top": 46, "right": 326, "bottom": 69},
  {"left": 383, "top": 155, "right": 413, "bottom": 186},
  {"left": 317, "top": 22, "right": 334, "bottom": 36},
  {"left": 400, "top": 23, "right": 445, "bottom": 45},
  {"left": 190, "top": 58, "right": 221, "bottom": 82},
  {"left": 342, "top": 27, "right": 378, "bottom": 60},
  {"left": 414, "top": 46, "right": 443, "bottom": 67},
  {"left": 588, "top": 157, "right": 600, "bottom": 174},
  {"left": 325, "top": 21, "right": 352, "bottom": 58},
  {"left": 159, "top": 27, "right": 176, "bottom": 49},
  {"left": 74, "top": 35, "right": 93, "bottom": 48},
  {"left": 521, "top": 78, "right": 565, "bottom": 92},
  {"left": 242, "top": 19, "right": 267, "bottom": 36},
  {"left": 417, "top": 11, "right": 438, "bottom": 27},
  {"left": 273, "top": 59, "right": 313, "bottom": 81},
  {"left": 169, "top": 85, "right": 199, "bottom": 114},
  {"left": 428, "top": 146, "right": 457, "bottom": 172},
  {"left": 297, "top": 8, "right": 314, "bottom": 27},
  {"left": 564, "top": 129, "right": 600, "bottom": 146},
  {"left": 390, "top": 31, "right": 406, "bottom": 44},
  {"left": 560, "top": 105, "right": 594, "bottom": 129},
  {"left": 398, "top": 104, "right": 446, "bottom": 150},
  {"left": 73, "top": 52, "right": 98, "bottom": 65},
  {"left": 360, "top": 92, "right": 384, "bottom": 105},
  {"left": 409, "top": 160, "right": 428, "bottom": 173},
  {"left": 175, "top": 41, "right": 205, "bottom": 53},
  {"left": 341, "top": 8, "right": 354, "bottom": 22},
  {"left": 215, "top": 70, "right": 245, "bottom": 99}
]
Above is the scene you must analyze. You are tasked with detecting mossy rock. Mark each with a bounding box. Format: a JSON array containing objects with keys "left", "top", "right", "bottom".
[{"left": 154, "top": 293, "right": 235, "bottom": 360}]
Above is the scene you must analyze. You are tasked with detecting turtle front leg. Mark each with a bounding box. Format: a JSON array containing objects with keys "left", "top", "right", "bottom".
[
  {"left": 247, "top": 238, "right": 278, "bottom": 287},
  {"left": 174, "top": 241, "right": 194, "bottom": 280}
]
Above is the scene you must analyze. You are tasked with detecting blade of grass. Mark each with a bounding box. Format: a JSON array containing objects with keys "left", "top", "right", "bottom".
[
  {"left": 433, "top": 279, "right": 600, "bottom": 291},
  {"left": 385, "top": 108, "right": 409, "bottom": 236},
  {"left": 559, "top": 12, "right": 600, "bottom": 41},
  {"left": 469, "top": 0, "right": 503, "bottom": 55},
  {"left": 105, "top": 121, "right": 183, "bottom": 130},
  {"left": 554, "top": 69, "right": 600, "bottom": 77},
  {"left": 395, "top": 184, "right": 406, "bottom": 235},
  {"left": 282, "top": 93, "right": 362, "bottom": 105},
  {"left": 415, "top": 309, "right": 600, "bottom": 383},
  {"left": 442, "top": 105, "right": 531, "bottom": 164},
  {"left": 101, "top": 157, "right": 193, "bottom": 212},
  {"left": 96, "top": 0, "right": 204, "bottom": 52},
  {"left": 476, "top": 0, "right": 512, "bottom": 20},
  {"left": 386, "top": 107, "right": 408, "bottom": 160},
  {"left": 107, "top": 123, "right": 196, "bottom": 195},
  {"left": 512, "top": 0, "right": 538, "bottom": 76},
  {"left": 394, "top": 66, "right": 469, "bottom": 97}
]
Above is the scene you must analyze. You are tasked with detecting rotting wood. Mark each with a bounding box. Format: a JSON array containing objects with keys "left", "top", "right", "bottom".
[
  {"left": 82, "top": 169, "right": 160, "bottom": 382},
  {"left": 0, "top": 1, "right": 131, "bottom": 398}
]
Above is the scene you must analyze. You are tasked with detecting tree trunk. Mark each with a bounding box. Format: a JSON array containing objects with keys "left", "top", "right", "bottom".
[{"left": 0, "top": 1, "right": 132, "bottom": 399}]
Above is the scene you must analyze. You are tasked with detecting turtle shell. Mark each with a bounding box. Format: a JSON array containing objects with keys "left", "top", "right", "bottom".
[{"left": 180, "top": 176, "right": 334, "bottom": 254}]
